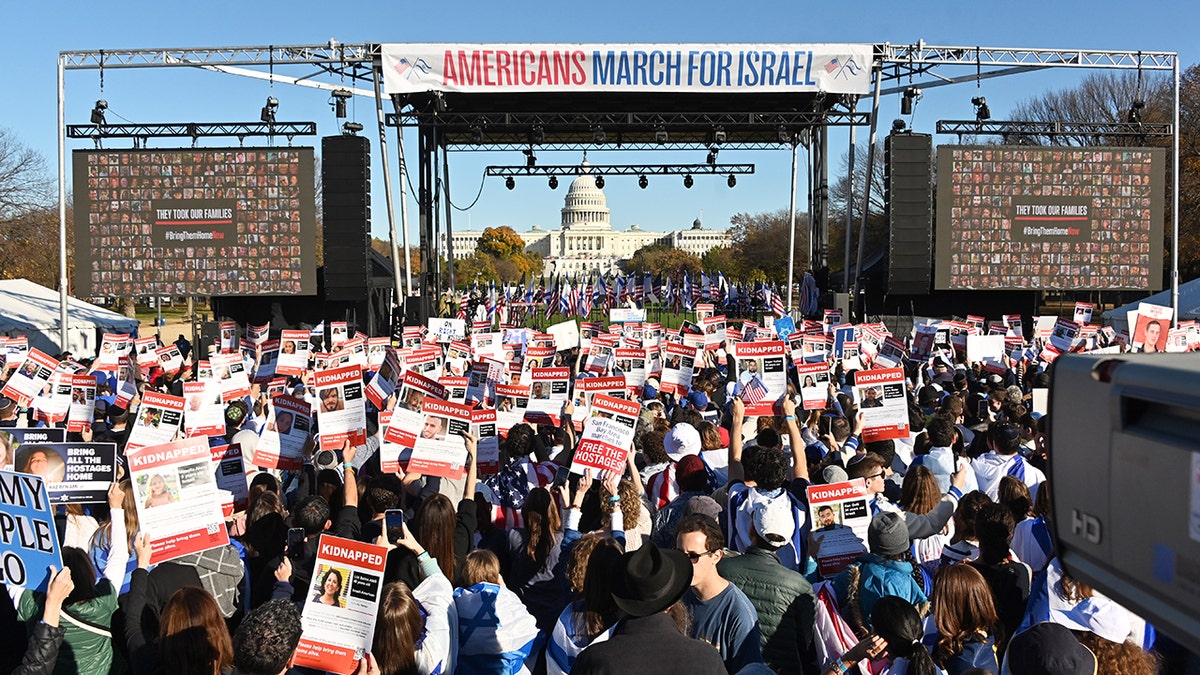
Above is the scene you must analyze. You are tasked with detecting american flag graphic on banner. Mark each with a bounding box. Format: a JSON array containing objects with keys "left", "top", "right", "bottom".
[{"left": 741, "top": 376, "right": 768, "bottom": 405}]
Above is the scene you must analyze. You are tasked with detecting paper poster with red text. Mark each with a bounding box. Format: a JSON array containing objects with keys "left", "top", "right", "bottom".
[
  {"left": 733, "top": 341, "right": 787, "bottom": 416},
  {"left": 210, "top": 352, "right": 251, "bottom": 402},
  {"left": 1, "top": 349, "right": 59, "bottom": 408},
  {"left": 66, "top": 375, "right": 98, "bottom": 433},
  {"left": 277, "top": 330, "right": 311, "bottom": 377},
  {"left": 852, "top": 368, "right": 910, "bottom": 442},
  {"left": 440, "top": 376, "right": 469, "bottom": 405},
  {"left": 294, "top": 535, "right": 388, "bottom": 675},
  {"left": 365, "top": 350, "right": 402, "bottom": 410},
  {"left": 127, "top": 437, "right": 230, "bottom": 564},
  {"left": 134, "top": 337, "right": 159, "bottom": 368},
  {"left": 796, "top": 362, "right": 832, "bottom": 411},
  {"left": 155, "top": 344, "right": 183, "bottom": 376},
  {"left": 570, "top": 394, "right": 640, "bottom": 475},
  {"left": 182, "top": 381, "right": 225, "bottom": 439},
  {"left": 660, "top": 342, "right": 697, "bottom": 395},
  {"left": 494, "top": 383, "right": 531, "bottom": 437},
  {"left": 379, "top": 410, "right": 414, "bottom": 474},
  {"left": 254, "top": 395, "right": 314, "bottom": 470},
  {"left": 572, "top": 375, "right": 629, "bottom": 426},
  {"left": 314, "top": 366, "right": 367, "bottom": 452},
  {"left": 525, "top": 367, "right": 570, "bottom": 426},
  {"left": 808, "top": 479, "right": 871, "bottom": 577},
  {"left": 95, "top": 334, "right": 131, "bottom": 371},
  {"left": 408, "top": 398, "right": 471, "bottom": 480},
  {"left": 32, "top": 371, "right": 72, "bottom": 426},
  {"left": 210, "top": 443, "right": 249, "bottom": 517},
  {"left": 471, "top": 408, "right": 500, "bottom": 474},
  {"left": 126, "top": 391, "right": 186, "bottom": 452}
]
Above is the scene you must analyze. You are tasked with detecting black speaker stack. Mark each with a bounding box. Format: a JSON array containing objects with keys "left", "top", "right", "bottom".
[{"left": 884, "top": 133, "right": 934, "bottom": 295}]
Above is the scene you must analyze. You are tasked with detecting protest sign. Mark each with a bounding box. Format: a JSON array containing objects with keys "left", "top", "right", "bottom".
[
  {"left": 1074, "top": 302, "right": 1095, "bottom": 325},
  {"left": 808, "top": 479, "right": 871, "bottom": 577},
  {"left": 573, "top": 375, "right": 628, "bottom": 423},
  {"left": 246, "top": 323, "right": 270, "bottom": 345},
  {"left": 966, "top": 335, "right": 1006, "bottom": 364},
  {"left": 32, "top": 371, "right": 72, "bottom": 426},
  {"left": 34, "top": 443, "right": 118, "bottom": 504},
  {"left": 408, "top": 398, "right": 471, "bottom": 480},
  {"left": 428, "top": 317, "right": 466, "bottom": 343},
  {"left": 218, "top": 321, "right": 238, "bottom": 353},
  {"left": 445, "top": 340, "right": 472, "bottom": 377},
  {"left": 0, "top": 471, "right": 61, "bottom": 591},
  {"left": 66, "top": 374, "right": 97, "bottom": 433},
  {"left": 440, "top": 376, "right": 469, "bottom": 404},
  {"left": 1, "top": 427, "right": 65, "bottom": 472},
  {"left": 2, "top": 335, "right": 28, "bottom": 370},
  {"left": 546, "top": 319, "right": 580, "bottom": 351},
  {"left": 134, "top": 336, "right": 159, "bottom": 368},
  {"left": 330, "top": 321, "right": 349, "bottom": 348},
  {"left": 253, "top": 340, "right": 280, "bottom": 383},
  {"left": 211, "top": 443, "right": 249, "bottom": 517},
  {"left": 571, "top": 394, "right": 640, "bottom": 475},
  {"left": 1132, "top": 302, "right": 1173, "bottom": 353},
  {"left": 277, "top": 329, "right": 312, "bottom": 377},
  {"left": 255, "top": 395, "right": 314, "bottom": 470},
  {"left": 183, "top": 381, "right": 225, "bottom": 439},
  {"left": 613, "top": 347, "right": 648, "bottom": 391},
  {"left": 210, "top": 352, "right": 252, "bottom": 402},
  {"left": 378, "top": 411, "right": 413, "bottom": 474},
  {"left": 127, "top": 437, "right": 230, "bottom": 564},
  {"left": 294, "top": 535, "right": 388, "bottom": 675},
  {"left": 1048, "top": 318, "right": 1081, "bottom": 352},
  {"left": 95, "top": 333, "right": 131, "bottom": 371},
  {"left": 155, "top": 344, "right": 183, "bottom": 375},
  {"left": 732, "top": 341, "right": 787, "bottom": 415},
  {"left": 609, "top": 307, "right": 646, "bottom": 323},
  {"left": 365, "top": 350, "right": 402, "bottom": 410},
  {"left": 403, "top": 346, "right": 443, "bottom": 378},
  {"left": 471, "top": 408, "right": 500, "bottom": 475},
  {"left": 701, "top": 315, "right": 726, "bottom": 351},
  {"left": 584, "top": 333, "right": 617, "bottom": 374},
  {"left": 314, "top": 365, "right": 367, "bottom": 452},
  {"left": 660, "top": 342, "right": 697, "bottom": 395},
  {"left": 1, "top": 349, "right": 59, "bottom": 408},
  {"left": 114, "top": 356, "right": 138, "bottom": 409},
  {"left": 126, "top": 391, "right": 186, "bottom": 453},
  {"left": 796, "top": 362, "right": 831, "bottom": 411},
  {"left": 852, "top": 368, "right": 910, "bottom": 443},
  {"left": 525, "top": 367, "right": 570, "bottom": 425},
  {"left": 494, "top": 383, "right": 531, "bottom": 436}
]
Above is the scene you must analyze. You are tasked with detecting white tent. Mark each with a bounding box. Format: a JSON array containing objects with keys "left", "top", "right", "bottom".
[
  {"left": 0, "top": 278, "right": 140, "bottom": 358},
  {"left": 1100, "top": 278, "right": 1200, "bottom": 333}
]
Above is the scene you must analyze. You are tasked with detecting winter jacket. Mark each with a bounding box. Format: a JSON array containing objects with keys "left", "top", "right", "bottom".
[
  {"left": 13, "top": 621, "right": 66, "bottom": 675},
  {"left": 18, "top": 585, "right": 119, "bottom": 675},
  {"left": 718, "top": 546, "right": 816, "bottom": 673},
  {"left": 832, "top": 553, "right": 929, "bottom": 633},
  {"left": 571, "top": 612, "right": 726, "bottom": 675},
  {"left": 942, "top": 634, "right": 999, "bottom": 675}
]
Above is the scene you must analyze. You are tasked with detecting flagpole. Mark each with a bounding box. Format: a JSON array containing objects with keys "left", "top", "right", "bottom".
[{"left": 787, "top": 136, "right": 799, "bottom": 312}]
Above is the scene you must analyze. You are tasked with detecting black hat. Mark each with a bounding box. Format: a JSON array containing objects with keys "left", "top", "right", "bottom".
[
  {"left": 610, "top": 542, "right": 692, "bottom": 618},
  {"left": 1008, "top": 622, "right": 1097, "bottom": 675}
]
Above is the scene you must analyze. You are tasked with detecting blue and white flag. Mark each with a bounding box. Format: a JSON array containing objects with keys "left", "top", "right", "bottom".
[{"left": 454, "top": 582, "right": 540, "bottom": 675}]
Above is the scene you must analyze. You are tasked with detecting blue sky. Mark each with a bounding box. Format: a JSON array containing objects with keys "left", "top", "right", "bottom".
[{"left": 4, "top": 0, "right": 1197, "bottom": 240}]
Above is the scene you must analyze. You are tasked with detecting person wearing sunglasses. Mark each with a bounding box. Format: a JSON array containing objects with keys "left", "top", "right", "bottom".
[{"left": 676, "top": 515, "right": 762, "bottom": 674}]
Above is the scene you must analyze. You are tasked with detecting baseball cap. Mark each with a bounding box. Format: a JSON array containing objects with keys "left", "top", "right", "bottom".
[
  {"left": 664, "top": 423, "right": 701, "bottom": 461},
  {"left": 751, "top": 498, "right": 795, "bottom": 547}
]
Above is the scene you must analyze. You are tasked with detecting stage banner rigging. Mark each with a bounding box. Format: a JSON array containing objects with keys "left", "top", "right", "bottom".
[{"left": 381, "top": 43, "right": 874, "bottom": 95}]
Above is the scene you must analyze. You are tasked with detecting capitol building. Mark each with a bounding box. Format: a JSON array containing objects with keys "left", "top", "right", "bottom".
[{"left": 443, "top": 157, "right": 731, "bottom": 274}]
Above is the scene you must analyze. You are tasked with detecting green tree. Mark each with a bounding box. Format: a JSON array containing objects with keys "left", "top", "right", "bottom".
[
  {"left": 700, "top": 246, "right": 738, "bottom": 274},
  {"left": 455, "top": 252, "right": 500, "bottom": 288},
  {"left": 727, "top": 209, "right": 809, "bottom": 283},
  {"left": 473, "top": 226, "right": 544, "bottom": 282}
]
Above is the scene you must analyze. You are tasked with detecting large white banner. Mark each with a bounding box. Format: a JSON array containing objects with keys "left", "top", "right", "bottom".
[{"left": 381, "top": 43, "right": 874, "bottom": 95}]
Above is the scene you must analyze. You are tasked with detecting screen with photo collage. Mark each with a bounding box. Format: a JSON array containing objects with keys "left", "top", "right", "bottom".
[
  {"left": 934, "top": 145, "right": 1165, "bottom": 291},
  {"left": 73, "top": 147, "right": 317, "bottom": 296}
]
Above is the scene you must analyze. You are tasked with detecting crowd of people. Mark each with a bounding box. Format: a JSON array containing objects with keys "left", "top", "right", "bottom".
[{"left": 0, "top": 311, "right": 1175, "bottom": 675}]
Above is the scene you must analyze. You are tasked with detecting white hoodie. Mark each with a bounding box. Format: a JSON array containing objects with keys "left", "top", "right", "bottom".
[{"left": 972, "top": 451, "right": 1045, "bottom": 501}]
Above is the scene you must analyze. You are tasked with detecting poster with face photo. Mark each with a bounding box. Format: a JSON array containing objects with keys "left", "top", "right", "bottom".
[
  {"left": 67, "top": 374, "right": 97, "bottom": 433},
  {"left": 209, "top": 352, "right": 251, "bottom": 402},
  {"left": 253, "top": 340, "right": 280, "bottom": 383},
  {"left": 852, "top": 368, "right": 910, "bottom": 443},
  {"left": 134, "top": 336, "right": 159, "bottom": 369},
  {"left": 254, "top": 394, "right": 313, "bottom": 470},
  {"left": 660, "top": 342, "right": 697, "bottom": 396},
  {"left": 571, "top": 394, "right": 641, "bottom": 475},
  {"left": 366, "top": 337, "right": 390, "bottom": 371},
  {"left": 210, "top": 443, "right": 249, "bottom": 517},
  {"left": 314, "top": 365, "right": 367, "bottom": 453},
  {"left": 1, "top": 349, "right": 59, "bottom": 409},
  {"left": 127, "top": 436, "right": 230, "bottom": 564},
  {"left": 525, "top": 367, "right": 570, "bottom": 426},
  {"left": 471, "top": 408, "right": 500, "bottom": 475},
  {"left": 32, "top": 371, "right": 73, "bottom": 426},
  {"left": 733, "top": 341, "right": 787, "bottom": 416},
  {"left": 276, "top": 330, "right": 311, "bottom": 377},
  {"left": 294, "top": 535, "right": 387, "bottom": 675},
  {"left": 36, "top": 443, "right": 118, "bottom": 505},
  {"left": 493, "top": 383, "right": 531, "bottom": 437},
  {"left": 246, "top": 323, "right": 270, "bottom": 345},
  {"left": 585, "top": 333, "right": 617, "bottom": 374},
  {"left": 95, "top": 333, "right": 131, "bottom": 372},
  {"left": 613, "top": 347, "right": 647, "bottom": 390},
  {"left": 701, "top": 315, "right": 726, "bottom": 351},
  {"left": 183, "top": 381, "right": 225, "bottom": 439},
  {"left": 365, "top": 350, "right": 402, "bottom": 410},
  {"left": 796, "top": 362, "right": 832, "bottom": 410},
  {"left": 1132, "top": 302, "right": 1173, "bottom": 353},
  {"left": 408, "top": 398, "right": 471, "bottom": 480},
  {"left": 155, "top": 344, "right": 184, "bottom": 376}
]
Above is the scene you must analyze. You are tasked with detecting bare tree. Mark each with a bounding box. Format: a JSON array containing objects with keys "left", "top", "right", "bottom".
[
  {"left": 0, "top": 128, "right": 53, "bottom": 219},
  {"left": 1007, "top": 71, "right": 1172, "bottom": 146},
  {"left": 828, "top": 142, "right": 887, "bottom": 276}
]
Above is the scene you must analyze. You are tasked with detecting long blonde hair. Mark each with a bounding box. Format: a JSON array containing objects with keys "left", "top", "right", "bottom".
[{"left": 92, "top": 478, "right": 138, "bottom": 553}]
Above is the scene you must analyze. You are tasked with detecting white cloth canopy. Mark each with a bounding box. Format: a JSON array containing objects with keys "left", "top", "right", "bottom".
[
  {"left": 0, "top": 278, "right": 139, "bottom": 358},
  {"left": 1100, "top": 278, "right": 1200, "bottom": 333}
]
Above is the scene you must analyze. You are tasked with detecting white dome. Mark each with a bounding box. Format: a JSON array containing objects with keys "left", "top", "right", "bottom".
[{"left": 561, "top": 155, "right": 610, "bottom": 230}]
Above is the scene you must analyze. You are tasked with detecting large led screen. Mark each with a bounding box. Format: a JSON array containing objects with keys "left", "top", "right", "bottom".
[
  {"left": 73, "top": 147, "right": 316, "bottom": 296},
  {"left": 935, "top": 146, "right": 1164, "bottom": 291}
]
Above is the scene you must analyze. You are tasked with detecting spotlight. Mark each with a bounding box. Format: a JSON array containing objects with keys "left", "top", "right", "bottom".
[
  {"left": 90, "top": 100, "right": 107, "bottom": 126},
  {"left": 706, "top": 148, "right": 718, "bottom": 165},
  {"left": 260, "top": 96, "right": 279, "bottom": 124},
  {"left": 683, "top": 174, "right": 694, "bottom": 189},
  {"left": 892, "top": 119, "right": 907, "bottom": 133},
  {"left": 331, "top": 88, "right": 352, "bottom": 119},
  {"left": 901, "top": 87, "right": 921, "bottom": 116},
  {"left": 524, "top": 149, "right": 537, "bottom": 168},
  {"left": 593, "top": 127, "right": 606, "bottom": 144},
  {"left": 712, "top": 126, "right": 727, "bottom": 144},
  {"left": 654, "top": 126, "right": 669, "bottom": 144},
  {"left": 531, "top": 125, "right": 545, "bottom": 144},
  {"left": 470, "top": 126, "right": 484, "bottom": 143},
  {"left": 505, "top": 176, "right": 515, "bottom": 191},
  {"left": 431, "top": 91, "right": 447, "bottom": 113},
  {"left": 777, "top": 126, "right": 791, "bottom": 144},
  {"left": 727, "top": 174, "right": 737, "bottom": 188},
  {"left": 548, "top": 175, "right": 559, "bottom": 190},
  {"left": 342, "top": 121, "right": 364, "bottom": 135},
  {"left": 638, "top": 175, "right": 648, "bottom": 189},
  {"left": 1128, "top": 99, "right": 1145, "bottom": 124},
  {"left": 594, "top": 175, "right": 605, "bottom": 189},
  {"left": 971, "top": 96, "right": 991, "bottom": 121}
]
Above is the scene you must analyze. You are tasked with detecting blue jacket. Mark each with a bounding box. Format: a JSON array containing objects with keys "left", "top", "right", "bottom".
[{"left": 832, "top": 553, "right": 928, "bottom": 629}]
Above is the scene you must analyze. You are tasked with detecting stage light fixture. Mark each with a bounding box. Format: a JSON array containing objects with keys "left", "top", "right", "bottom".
[
  {"left": 524, "top": 149, "right": 537, "bottom": 167},
  {"left": 531, "top": 125, "right": 545, "bottom": 144},
  {"left": 548, "top": 175, "right": 559, "bottom": 190},
  {"left": 683, "top": 174, "right": 694, "bottom": 189},
  {"left": 901, "top": 87, "right": 921, "bottom": 116},
  {"left": 706, "top": 147, "right": 719, "bottom": 165},
  {"left": 432, "top": 91, "right": 447, "bottom": 113},
  {"left": 260, "top": 96, "right": 279, "bottom": 124},
  {"left": 712, "top": 126, "right": 727, "bottom": 144},
  {"left": 593, "top": 127, "right": 606, "bottom": 144},
  {"left": 342, "top": 121, "right": 364, "bottom": 135},
  {"left": 594, "top": 175, "right": 605, "bottom": 189},
  {"left": 331, "top": 88, "right": 352, "bottom": 119},
  {"left": 727, "top": 174, "right": 737, "bottom": 188},
  {"left": 505, "top": 176, "right": 515, "bottom": 190},
  {"left": 892, "top": 119, "right": 907, "bottom": 133},
  {"left": 655, "top": 126, "right": 669, "bottom": 144},
  {"left": 90, "top": 100, "right": 107, "bottom": 126},
  {"left": 470, "top": 126, "right": 484, "bottom": 143},
  {"left": 971, "top": 96, "right": 991, "bottom": 122},
  {"left": 777, "top": 126, "right": 791, "bottom": 144},
  {"left": 638, "top": 175, "right": 648, "bottom": 189},
  {"left": 1128, "top": 99, "right": 1145, "bottom": 124}
]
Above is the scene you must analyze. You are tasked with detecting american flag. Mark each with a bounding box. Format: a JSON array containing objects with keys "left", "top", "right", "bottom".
[
  {"left": 824, "top": 58, "right": 840, "bottom": 74},
  {"left": 771, "top": 291, "right": 786, "bottom": 318},
  {"left": 741, "top": 376, "right": 768, "bottom": 405},
  {"left": 457, "top": 294, "right": 469, "bottom": 320}
]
